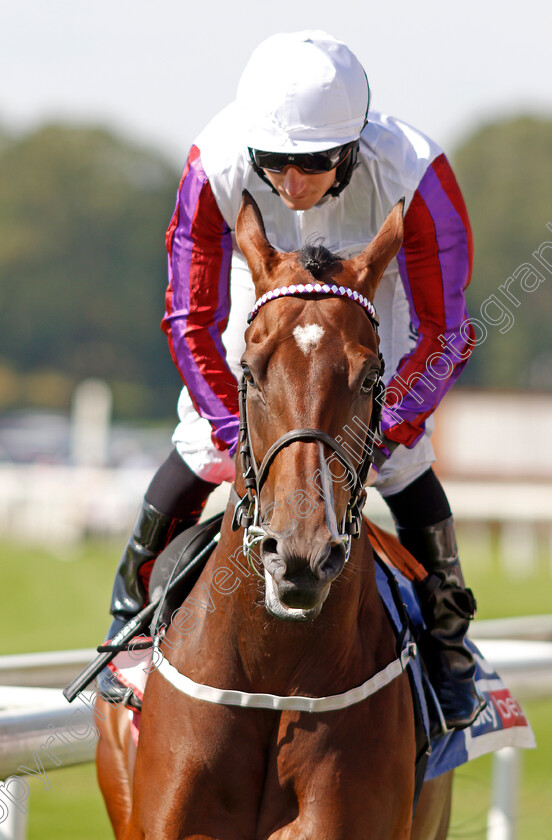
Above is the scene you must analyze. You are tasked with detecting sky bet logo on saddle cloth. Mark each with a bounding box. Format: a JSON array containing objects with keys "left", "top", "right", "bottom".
[
  {"left": 481, "top": 689, "right": 528, "bottom": 731},
  {"left": 423, "top": 639, "right": 534, "bottom": 779}
]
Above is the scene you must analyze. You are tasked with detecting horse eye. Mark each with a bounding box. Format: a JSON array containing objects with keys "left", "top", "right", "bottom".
[
  {"left": 360, "top": 373, "right": 378, "bottom": 394},
  {"left": 241, "top": 363, "right": 256, "bottom": 387}
]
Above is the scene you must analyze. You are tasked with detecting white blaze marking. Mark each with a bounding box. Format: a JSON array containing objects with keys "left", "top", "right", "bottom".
[{"left": 293, "top": 324, "right": 325, "bottom": 355}]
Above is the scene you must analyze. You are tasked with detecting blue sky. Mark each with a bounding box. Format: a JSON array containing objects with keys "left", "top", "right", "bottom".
[{"left": 2, "top": 0, "right": 551, "bottom": 166}]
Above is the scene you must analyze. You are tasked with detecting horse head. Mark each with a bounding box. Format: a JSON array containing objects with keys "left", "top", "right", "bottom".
[{"left": 235, "top": 191, "right": 403, "bottom": 621}]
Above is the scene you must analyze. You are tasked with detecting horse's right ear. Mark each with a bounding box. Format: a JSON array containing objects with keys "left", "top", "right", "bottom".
[
  {"left": 347, "top": 199, "right": 405, "bottom": 299},
  {"left": 235, "top": 191, "right": 277, "bottom": 284}
]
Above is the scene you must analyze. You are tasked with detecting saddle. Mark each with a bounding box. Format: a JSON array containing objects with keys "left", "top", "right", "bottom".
[{"left": 148, "top": 512, "right": 224, "bottom": 637}]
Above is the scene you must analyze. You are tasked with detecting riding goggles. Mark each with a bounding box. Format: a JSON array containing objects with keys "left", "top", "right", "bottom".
[{"left": 249, "top": 143, "right": 353, "bottom": 175}]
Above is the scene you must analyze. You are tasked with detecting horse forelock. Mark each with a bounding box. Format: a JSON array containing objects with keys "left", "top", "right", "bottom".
[{"left": 298, "top": 244, "right": 342, "bottom": 280}]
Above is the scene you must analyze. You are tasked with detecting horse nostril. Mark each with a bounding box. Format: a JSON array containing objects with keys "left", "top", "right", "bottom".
[
  {"left": 260, "top": 536, "right": 284, "bottom": 579},
  {"left": 261, "top": 536, "right": 345, "bottom": 585},
  {"left": 312, "top": 542, "right": 346, "bottom": 583},
  {"left": 261, "top": 536, "right": 278, "bottom": 558}
]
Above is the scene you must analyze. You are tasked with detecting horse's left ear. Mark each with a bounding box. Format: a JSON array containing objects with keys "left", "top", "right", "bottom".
[
  {"left": 347, "top": 199, "right": 405, "bottom": 299},
  {"left": 235, "top": 190, "right": 278, "bottom": 287}
]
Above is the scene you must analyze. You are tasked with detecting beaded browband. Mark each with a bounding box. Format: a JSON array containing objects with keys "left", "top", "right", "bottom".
[{"left": 247, "top": 283, "right": 377, "bottom": 324}]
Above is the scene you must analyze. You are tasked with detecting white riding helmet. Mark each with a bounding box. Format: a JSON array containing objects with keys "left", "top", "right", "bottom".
[{"left": 236, "top": 30, "right": 370, "bottom": 153}]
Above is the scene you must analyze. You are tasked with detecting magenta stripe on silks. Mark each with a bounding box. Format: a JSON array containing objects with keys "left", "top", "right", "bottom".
[
  {"left": 416, "top": 163, "right": 471, "bottom": 330},
  {"left": 177, "top": 150, "right": 234, "bottom": 364},
  {"left": 382, "top": 349, "right": 471, "bottom": 446},
  {"left": 209, "top": 224, "right": 234, "bottom": 361},
  {"left": 170, "top": 155, "right": 207, "bottom": 318},
  {"left": 388, "top": 356, "right": 469, "bottom": 421},
  {"left": 395, "top": 248, "right": 420, "bottom": 331},
  {"left": 165, "top": 153, "right": 239, "bottom": 451},
  {"left": 165, "top": 295, "right": 239, "bottom": 449},
  {"left": 163, "top": 319, "right": 240, "bottom": 449}
]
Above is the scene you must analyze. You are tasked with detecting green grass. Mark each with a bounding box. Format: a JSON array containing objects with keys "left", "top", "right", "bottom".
[
  {"left": 2, "top": 539, "right": 119, "bottom": 655},
  {"left": 2, "top": 536, "right": 551, "bottom": 838},
  {"left": 26, "top": 763, "right": 112, "bottom": 840},
  {"left": 2, "top": 539, "right": 118, "bottom": 837}
]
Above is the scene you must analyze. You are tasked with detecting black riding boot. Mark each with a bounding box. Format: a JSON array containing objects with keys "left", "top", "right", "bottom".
[
  {"left": 96, "top": 500, "right": 187, "bottom": 704},
  {"left": 397, "top": 516, "right": 486, "bottom": 731},
  {"left": 96, "top": 450, "right": 217, "bottom": 705}
]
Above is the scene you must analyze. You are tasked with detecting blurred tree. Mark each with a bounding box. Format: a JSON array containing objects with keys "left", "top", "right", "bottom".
[
  {"left": 0, "top": 124, "right": 182, "bottom": 418},
  {"left": 451, "top": 116, "right": 552, "bottom": 390}
]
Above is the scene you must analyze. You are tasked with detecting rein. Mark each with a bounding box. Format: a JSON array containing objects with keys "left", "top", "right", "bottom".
[{"left": 232, "top": 282, "right": 385, "bottom": 571}]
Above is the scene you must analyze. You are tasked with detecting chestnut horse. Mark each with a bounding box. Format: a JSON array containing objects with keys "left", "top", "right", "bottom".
[{"left": 97, "top": 193, "right": 453, "bottom": 839}]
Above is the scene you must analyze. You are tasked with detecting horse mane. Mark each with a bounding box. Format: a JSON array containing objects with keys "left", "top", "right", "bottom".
[{"left": 299, "top": 244, "right": 342, "bottom": 279}]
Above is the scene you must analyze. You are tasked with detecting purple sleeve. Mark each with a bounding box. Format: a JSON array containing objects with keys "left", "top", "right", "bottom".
[
  {"left": 162, "top": 145, "right": 240, "bottom": 454},
  {"left": 382, "top": 154, "right": 475, "bottom": 449}
]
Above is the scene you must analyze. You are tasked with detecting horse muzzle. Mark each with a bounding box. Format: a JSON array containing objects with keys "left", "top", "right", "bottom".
[
  {"left": 264, "top": 568, "right": 330, "bottom": 621},
  {"left": 261, "top": 536, "right": 346, "bottom": 621}
]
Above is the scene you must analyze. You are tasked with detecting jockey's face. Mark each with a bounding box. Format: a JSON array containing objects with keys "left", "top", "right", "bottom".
[{"left": 263, "top": 165, "right": 337, "bottom": 211}]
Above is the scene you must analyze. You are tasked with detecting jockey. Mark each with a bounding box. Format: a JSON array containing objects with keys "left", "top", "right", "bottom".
[{"left": 98, "top": 30, "right": 485, "bottom": 730}]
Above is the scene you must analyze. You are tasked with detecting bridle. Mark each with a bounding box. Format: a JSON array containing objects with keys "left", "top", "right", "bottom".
[
  {"left": 231, "top": 282, "right": 385, "bottom": 572},
  {"left": 154, "top": 287, "right": 419, "bottom": 710}
]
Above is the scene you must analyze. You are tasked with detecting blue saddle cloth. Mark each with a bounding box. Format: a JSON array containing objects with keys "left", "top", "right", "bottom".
[{"left": 374, "top": 558, "right": 535, "bottom": 780}]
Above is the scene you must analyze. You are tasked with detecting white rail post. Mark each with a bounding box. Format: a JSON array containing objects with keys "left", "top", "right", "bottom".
[
  {"left": 0, "top": 781, "right": 28, "bottom": 840},
  {"left": 487, "top": 747, "right": 520, "bottom": 840}
]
